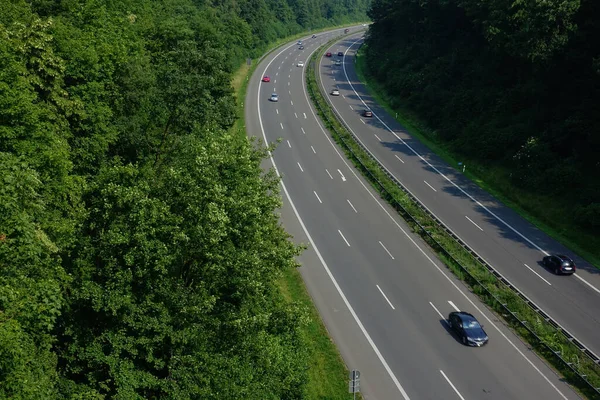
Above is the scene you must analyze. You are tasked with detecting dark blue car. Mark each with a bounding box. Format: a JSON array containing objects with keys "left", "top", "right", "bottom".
[{"left": 448, "top": 311, "right": 489, "bottom": 347}]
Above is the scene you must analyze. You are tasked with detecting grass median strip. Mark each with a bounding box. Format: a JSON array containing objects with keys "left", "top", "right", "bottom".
[{"left": 306, "top": 41, "right": 600, "bottom": 400}]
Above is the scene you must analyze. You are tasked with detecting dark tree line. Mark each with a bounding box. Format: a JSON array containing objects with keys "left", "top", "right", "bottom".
[
  {"left": 364, "top": 0, "right": 600, "bottom": 231},
  {"left": 0, "top": 0, "right": 368, "bottom": 397}
]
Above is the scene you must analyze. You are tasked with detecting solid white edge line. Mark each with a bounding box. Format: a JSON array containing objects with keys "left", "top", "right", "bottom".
[
  {"left": 524, "top": 264, "right": 552, "bottom": 286},
  {"left": 465, "top": 215, "right": 484, "bottom": 231},
  {"left": 448, "top": 300, "right": 460, "bottom": 312},
  {"left": 258, "top": 31, "right": 411, "bottom": 400},
  {"left": 313, "top": 190, "right": 322, "bottom": 204},
  {"left": 440, "top": 370, "right": 466, "bottom": 400},
  {"left": 338, "top": 229, "right": 351, "bottom": 247},
  {"left": 424, "top": 180, "right": 437, "bottom": 192},
  {"left": 347, "top": 199, "right": 358, "bottom": 213},
  {"left": 573, "top": 274, "right": 600, "bottom": 294},
  {"left": 311, "top": 43, "right": 568, "bottom": 399},
  {"left": 379, "top": 240, "right": 395, "bottom": 260},
  {"left": 376, "top": 284, "right": 396, "bottom": 310}
]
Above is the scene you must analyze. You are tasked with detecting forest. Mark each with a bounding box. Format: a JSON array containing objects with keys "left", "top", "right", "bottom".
[
  {"left": 364, "top": 0, "right": 600, "bottom": 237},
  {"left": 0, "top": 0, "right": 368, "bottom": 398}
]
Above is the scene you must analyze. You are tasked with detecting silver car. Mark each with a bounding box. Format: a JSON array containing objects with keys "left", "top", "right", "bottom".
[{"left": 270, "top": 93, "right": 279, "bottom": 102}]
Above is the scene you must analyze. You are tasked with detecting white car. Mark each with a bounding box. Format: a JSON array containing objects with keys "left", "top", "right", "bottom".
[
  {"left": 330, "top": 89, "right": 340, "bottom": 96},
  {"left": 297, "top": 61, "right": 304, "bottom": 67},
  {"left": 269, "top": 93, "right": 279, "bottom": 102}
]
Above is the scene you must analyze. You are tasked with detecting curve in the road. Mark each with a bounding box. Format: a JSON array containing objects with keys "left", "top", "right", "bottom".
[
  {"left": 318, "top": 34, "right": 600, "bottom": 361},
  {"left": 246, "top": 28, "right": 580, "bottom": 400},
  {"left": 255, "top": 29, "right": 411, "bottom": 400}
]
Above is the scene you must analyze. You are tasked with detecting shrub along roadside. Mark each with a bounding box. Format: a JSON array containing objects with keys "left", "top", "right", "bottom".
[
  {"left": 306, "top": 41, "right": 600, "bottom": 399},
  {"left": 233, "top": 29, "right": 367, "bottom": 400}
]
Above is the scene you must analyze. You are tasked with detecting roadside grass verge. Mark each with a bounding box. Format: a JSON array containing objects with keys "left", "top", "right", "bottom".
[
  {"left": 353, "top": 48, "right": 600, "bottom": 270},
  {"left": 307, "top": 42, "right": 600, "bottom": 400},
  {"left": 278, "top": 267, "right": 358, "bottom": 400},
  {"left": 231, "top": 27, "right": 368, "bottom": 400}
]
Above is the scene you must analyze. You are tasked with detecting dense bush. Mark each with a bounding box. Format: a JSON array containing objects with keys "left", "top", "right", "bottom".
[
  {"left": 364, "top": 0, "right": 600, "bottom": 234},
  {"left": 0, "top": 0, "right": 368, "bottom": 397}
]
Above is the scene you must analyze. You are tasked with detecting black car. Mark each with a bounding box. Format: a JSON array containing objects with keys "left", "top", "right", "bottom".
[
  {"left": 362, "top": 110, "right": 373, "bottom": 117},
  {"left": 448, "top": 311, "right": 489, "bottom": 347},
  {"left": 337, "top": 51, "right": 344, "bottom": 57},
  {"left": 542, "top": 254, "right": 576, "bottom": 275}
]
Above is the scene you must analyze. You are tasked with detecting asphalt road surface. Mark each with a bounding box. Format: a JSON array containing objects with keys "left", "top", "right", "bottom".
[
  {"left": 319, "top": 34, "right": 600, "bottom": 360},
  {"left": 245, "top": 27, "right": 581, "bottom": 400}
]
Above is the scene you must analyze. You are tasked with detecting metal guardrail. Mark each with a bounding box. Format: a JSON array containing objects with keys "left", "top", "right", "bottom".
[{"left": 306, "top": 40, "right": 600, "bottom": 399}]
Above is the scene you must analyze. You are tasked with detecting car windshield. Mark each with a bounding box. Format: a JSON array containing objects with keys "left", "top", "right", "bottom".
[{"left": 462, "top": 318, "right": 480, "bottom": 329}]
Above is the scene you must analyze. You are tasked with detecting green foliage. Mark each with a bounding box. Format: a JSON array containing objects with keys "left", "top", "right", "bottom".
[
  {"left": 0, "top": 153, "right": 66, "bottom": 399},
  {"left": 365, "top": 0, "right": 600, "bottom": 238},
  {"left": 1, "top": 0, "right": 368, "bottom": 397}
]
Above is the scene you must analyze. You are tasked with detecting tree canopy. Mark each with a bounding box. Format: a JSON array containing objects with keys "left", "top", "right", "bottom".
[
  {"left": 365, "top": 0, "right": 600, "bottom": 231},
  {"left": 0, "top": 0, "right": 368, "bottom": 397}
]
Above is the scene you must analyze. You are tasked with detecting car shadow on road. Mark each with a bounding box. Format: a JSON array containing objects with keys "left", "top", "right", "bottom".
[{"left": 439, "top": 319, "right": 465, "bottom": 345}]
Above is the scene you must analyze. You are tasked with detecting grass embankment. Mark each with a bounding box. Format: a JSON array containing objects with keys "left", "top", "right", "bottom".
[
  {"left": 306, "top": 42, "right": 600, "bottom": 399},
  {"left": 231, "top": 28, "right": 366, "bottom": 400},
  {"left": 353, "top": 48, "right": 600, "bottom": 269}
]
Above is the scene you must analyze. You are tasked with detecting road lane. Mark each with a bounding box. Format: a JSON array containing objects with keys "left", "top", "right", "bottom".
[{"left": 319, "top": 34, "right": 600, "bottom": 358}]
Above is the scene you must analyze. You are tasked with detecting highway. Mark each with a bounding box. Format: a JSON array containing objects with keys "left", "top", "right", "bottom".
[
  {"left": 319, "top": 33, "right": 600, "bottom": 359},
  {"left": 245, "top": 27, "right": 581, "bottom": 399}
]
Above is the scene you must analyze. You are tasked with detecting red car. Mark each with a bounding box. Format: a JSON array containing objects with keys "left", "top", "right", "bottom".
[
  {"left": 325, "top": 52, "right": 332, "bottom": 57},
  {"left": 262, "top": 76, "right": 270, "bottom": 82}
]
